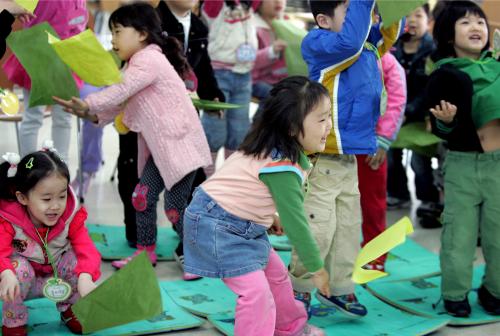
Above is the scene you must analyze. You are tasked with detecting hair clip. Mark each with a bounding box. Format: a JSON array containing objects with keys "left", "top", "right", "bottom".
[
  {"left": 41, "top": 139, "right": 56, "bottom": 152},
  {"left": 25, "top": 157, "right": 34, "bottom": 170},
  {"left": 161, "top": 31, "right": 169, "bottom": 38},
  {"left": 2, "top": 152, "right": 20, "bottom": 177}
]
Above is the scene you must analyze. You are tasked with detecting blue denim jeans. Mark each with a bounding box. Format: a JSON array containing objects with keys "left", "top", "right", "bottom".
[
  {"left": 183, "top": 188, "right": 271, "bottom": 278},
  {"left": 252, "top": 81, "right": 273, "bottom": 100},
  {"left": 80, "top": 84, "right": 104, "bottom": 173},
  {"left": 201, "top": 69, "right": 251, "bottom": 151}
]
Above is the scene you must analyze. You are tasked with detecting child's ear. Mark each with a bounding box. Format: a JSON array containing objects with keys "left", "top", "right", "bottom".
[
  {"left": 316, "top": 14, "right": 332, "bottom": 30},
  {"left": 139, "top": 31, "right": 149, "bottom": 42},
  {"left": 15, "top": 192, "right": 28, "bottom": 206}
]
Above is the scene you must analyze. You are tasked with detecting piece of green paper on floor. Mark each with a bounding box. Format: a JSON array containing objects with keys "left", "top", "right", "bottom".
[
  {"left": 6, "top": 22, "right": 78, "bottom": 107},
  {"left": 272, "top": 20, "right": 308, "bottom": 76},
  {"left": 72, "top": 252, "right": 162, "bottom": 334},
  {"left": 48, "top": 29, "right": 122, "bottom": 86},
  {"left": 391, "top": 122, "right": 442, "bottom": 157},
  {"left": 377, "top": 0, "right": 427, "bottom": 26}
]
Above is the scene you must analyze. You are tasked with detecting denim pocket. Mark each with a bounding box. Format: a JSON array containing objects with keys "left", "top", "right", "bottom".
[
  {"left": 218, "top": 220, "right": 266, "bottom": 240},
  {"left": 184, "top": 209, "right": 200, "bottom": 245}
]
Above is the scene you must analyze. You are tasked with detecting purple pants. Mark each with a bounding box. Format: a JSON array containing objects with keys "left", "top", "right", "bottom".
[
  {"left": 2, "top": 250, "right": 80, "bottom": 328},
  {"left": 80, "top": 84, "right": 104, "bottom": 174}
]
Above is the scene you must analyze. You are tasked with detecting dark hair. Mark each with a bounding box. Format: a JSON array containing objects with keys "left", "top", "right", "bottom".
[
  {"left": 432, "top": 0, "right": 490, "bottom": 61},
  {"left": 0, "top": 151, "right": 70, "bottom": 201},
  {"left": 421, "top": 3, "right": 430, "bottom": 17},
  {"left": 240, "top": 76, "right": 330, "bottom": 163},
  {"left": 309, "top": 0, "right": 346, "bottom": 25},
  {"left": 109, "top": 3, "right": 192, "bottom": 79}
]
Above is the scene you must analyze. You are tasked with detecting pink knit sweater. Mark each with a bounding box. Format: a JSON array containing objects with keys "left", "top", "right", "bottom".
[{"left": 85, "top": 44, "right": 212, "bottom": 189}]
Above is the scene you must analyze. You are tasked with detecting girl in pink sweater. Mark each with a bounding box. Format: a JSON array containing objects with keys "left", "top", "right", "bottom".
[{"left": 54, "top": 3, "right": 211, "bottom": 275}]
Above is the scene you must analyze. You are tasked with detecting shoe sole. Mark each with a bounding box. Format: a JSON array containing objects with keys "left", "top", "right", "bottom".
[{"left": 314, "top": 292, "right": 366, "bottom": 318}]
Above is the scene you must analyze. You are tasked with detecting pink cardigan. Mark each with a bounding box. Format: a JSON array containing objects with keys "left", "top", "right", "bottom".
[
  {"left": 86, "top": 44, "right": 212, "bottom": 189},
  {"left": 376, "top": 52, "right": 407, "bottom": 150},
  {"left": 252, "top": 13, "right": 287, "bottom": 85}
]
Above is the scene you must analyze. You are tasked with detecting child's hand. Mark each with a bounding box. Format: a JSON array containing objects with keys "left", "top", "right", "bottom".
[
  {"left": 52, "top": 96, "right": 97, "bottom": 122},
  {"left": 430, "top": 100, "right": 457, "bottom": 124},
  {"left": 272, "top": 39, "right": 287, "bottom": 54},
  {"left": 312, "top": 268, "right": 331, "bottom": 298},
  {"left": 0, "top": 269, "right": 20, "bottom": 302},
  {"left": 268, "top": 214, "right": 284, "bottom": 235},
  {"left": 365, "top": 148, "right": 387, "bottom": 170},
  {"left": 77, "top": 273, "right": 97, "bottom": 298}
]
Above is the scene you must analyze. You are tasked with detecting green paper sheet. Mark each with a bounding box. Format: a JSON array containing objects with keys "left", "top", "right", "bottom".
[
  {"left": 377, "top": 0, "right": 427, "bottom": 26},
  {"left": 272, "top": 20, "right": 308, "bottom": 76},
  {"left": 6, "top": 22, "right": 78, "bottom": 107},
  {"left": 14, "top": 0, "right": 39, "bottom": 13},
  {"left": 72, "top": 252, "right": 162, "bottom": 334},
  {"left": 87, "top": 224, "right": 179, "bottom": 260},
  {"left": 0, "top": 287, "right": 203, "bottom": 335},
  {"left": 269, "top": 234, "right": 292, "bottom": 251},
  {"left": 208, "top": 286, "right": 449, "bottom": 336},
  {"left": 368, "top": 265, "right": 500, "bottom": 326},
  {"left": 192, "top": 98, "right": 241, "bottom": 110},
  {"left": 48, "top": 29, "right": 121, "bottom": 86},
  {"left": 391, "top": 122, "right": 442, "bottom": 157}
]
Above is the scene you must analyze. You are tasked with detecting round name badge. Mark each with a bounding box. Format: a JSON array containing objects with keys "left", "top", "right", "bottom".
[
  {"left": 43, "top": 277, "right": 72, "bottom": 302},
  {"left": 236, "top": 43, "right": 256, "bottom": 63}
]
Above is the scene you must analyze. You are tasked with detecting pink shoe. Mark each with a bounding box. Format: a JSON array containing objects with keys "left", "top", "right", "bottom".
[
  {"left": 111, "top": 245, "right": 157, "bottom": 269},
  {"left": 183, "top": 272, "right": 202, "bottom": 281},
  {"left": 298, "top": 324, "right": 325, "bottom": 336}
]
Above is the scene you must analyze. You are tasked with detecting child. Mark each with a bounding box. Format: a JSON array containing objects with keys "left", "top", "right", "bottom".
[
  {"left": 252, "top": 0, "right": 288, "bottom": 100},
  {"left": 426, "top": 0, "right": 500, "bottom": 317},
  {"left": 290, "top": 0, "right": 404, "bottom": 317},
  {"left": 156, "top": 0, "right": 226, "bottom": 275},
  {"left": 201, "top": 0, "right": 259, "bottom": 175},
  {"left": 0, "top": 145, "right": 101, "bottom": 336},
  {"left": 183, "top": 76, "right": 330, "bottom": 336},
  {"left": 2, "top": 0, "right": 88, "bottom": 162},
  {"left": 359, "top": 52, "right": 406, "bottom": 271},
  {"left": 388, "top": 5, "right": 442, "bottom": 229},
  {"left": 53, "top": 3, "right": 212, "bottom": 275}
]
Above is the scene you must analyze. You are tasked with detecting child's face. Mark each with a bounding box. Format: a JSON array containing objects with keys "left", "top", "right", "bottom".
[
  {"left": 316, "top": 0, "right": 349, "bottom": 33},
  {"left": 111, "top": 23, "right": 147, "bottom": 61},
  {"left": 167, "top": 0, "right": 197, "bottom": 13},
  {"left": 297, "top": 96, "right": 332, "bottom": 153},
  {"left": 406, "top": 7, "right": 429, "bottom": 40},
  {"left": 16, "top": 173, "right": 68, "bottom": 227},
  {"left": 454, "top": 12, "right": 488, "bottom": 59},
  {"left": 258, "top": 0, "right": 286, "bottom": 19}
]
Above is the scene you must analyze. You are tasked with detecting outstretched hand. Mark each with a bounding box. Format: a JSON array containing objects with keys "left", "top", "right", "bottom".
[
  {"left": 430, "top": 100, "right": 457, "bottom": 124},
  {"left": 52, "top": 96, "right": 97, "bottom": 122}
]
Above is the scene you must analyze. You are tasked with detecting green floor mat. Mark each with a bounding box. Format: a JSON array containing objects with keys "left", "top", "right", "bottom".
[
  {"left": 0, "top": 288, "right": 203, "bottom": 335},
  {"left": 87, "top": 224, "right": 179, "bottom": 260},
  {"left": 367, "top": 265, "right": 500, "bottom": 326},
  {"left": 381, "top": 238, "right": 440, "bottom": 282},
  {"left": 207, "top": 287, "right": 449, "bottom": 336},
  {"left": 269, "top": 234, "right": 292, "bottom": 250}
]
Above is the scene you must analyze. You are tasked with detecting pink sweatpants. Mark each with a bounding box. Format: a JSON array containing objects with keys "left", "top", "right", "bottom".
[
  {"left": 223, "top": 249, "right": 308, "bottom": 336},
  {"left": 2, "top": 250, "right": 80, "bottom": 328}
]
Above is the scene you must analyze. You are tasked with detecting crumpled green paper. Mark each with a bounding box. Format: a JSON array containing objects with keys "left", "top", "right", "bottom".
[
  {"left": 72, "top": 252, "right": 162, "bottom": 334},
  {"left": 377, "top": 0, "right": 427, "bottom": 26},
  {"left": 6, "top": 22, "right": 78, "bottom": 107},
  {"left": 48, "top": 29, "right": 121, "bottom": 86},
  {"left": 272, "top": 20, "right": 308, "bottom": 77}
]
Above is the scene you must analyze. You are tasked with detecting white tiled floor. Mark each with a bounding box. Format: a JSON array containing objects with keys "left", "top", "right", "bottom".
[{"left": 0, "top": 116, "right": 499, "bottom": 335}]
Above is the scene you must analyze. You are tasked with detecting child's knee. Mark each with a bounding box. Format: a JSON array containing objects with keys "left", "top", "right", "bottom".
[{"left": 11, "top": 256, "right": 35, "bottom": 283}]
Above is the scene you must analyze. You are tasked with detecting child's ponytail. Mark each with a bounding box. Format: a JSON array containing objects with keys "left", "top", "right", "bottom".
[
  {"left": 0, "top": 160, "right": 16, "bottom": 200},
  {"left": 152, "top": 32, "right": 192, "bottom": 81}
]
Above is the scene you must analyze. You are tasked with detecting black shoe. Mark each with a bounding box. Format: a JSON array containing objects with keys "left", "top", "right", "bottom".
[
  {"left": 419, "top": 214, "right": 442, "bottom": 229},
  {"left": 174, "top": 242, "right": 184, "bottom": 269},
  {"left": 416, "top": 202, "right": 443, "bottom": 218},
  {"left": 478, "top": 286, "right": 500, "bottom": 315},
  {"left": 444, "top": 297, "right": 471, "bottom": 317},
  {"left": 387, "top": 197, "right": 411, "bottom": 210}
]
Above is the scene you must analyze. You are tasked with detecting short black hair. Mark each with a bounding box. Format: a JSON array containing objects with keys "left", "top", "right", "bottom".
[
  {"left": 309, "top": 0, "right": 346, "bottom": 25},
  {"left": 239, "top": 76, "right": 330, "bottom": 163},
  {"left": 432, "top": 0, "right": 489, "bottom": 61}
]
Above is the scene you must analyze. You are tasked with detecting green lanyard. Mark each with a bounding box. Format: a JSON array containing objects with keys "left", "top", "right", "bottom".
[{"left": 34, "top": 227, "right": 59, "bottom": 280}]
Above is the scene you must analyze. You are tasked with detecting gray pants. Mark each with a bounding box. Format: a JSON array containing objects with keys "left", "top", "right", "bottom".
[{"left": 20, "top": 89, "right": 72, "bottom": 162}]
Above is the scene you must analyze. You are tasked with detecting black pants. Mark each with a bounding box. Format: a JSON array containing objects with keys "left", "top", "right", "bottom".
[{"left": 117, "top": 132, "right": 139, "bottom": 245}]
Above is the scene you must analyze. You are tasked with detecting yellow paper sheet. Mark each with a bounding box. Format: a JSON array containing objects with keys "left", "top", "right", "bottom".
[
  {"left": 47, "top": 29, "right": 121, "bottom": 86},
  {"left": 352, "top": 217, "right": 414, "bottom": 284},
  {"left": 14, "top": 0, "right": 38, "bottom": 13}
]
